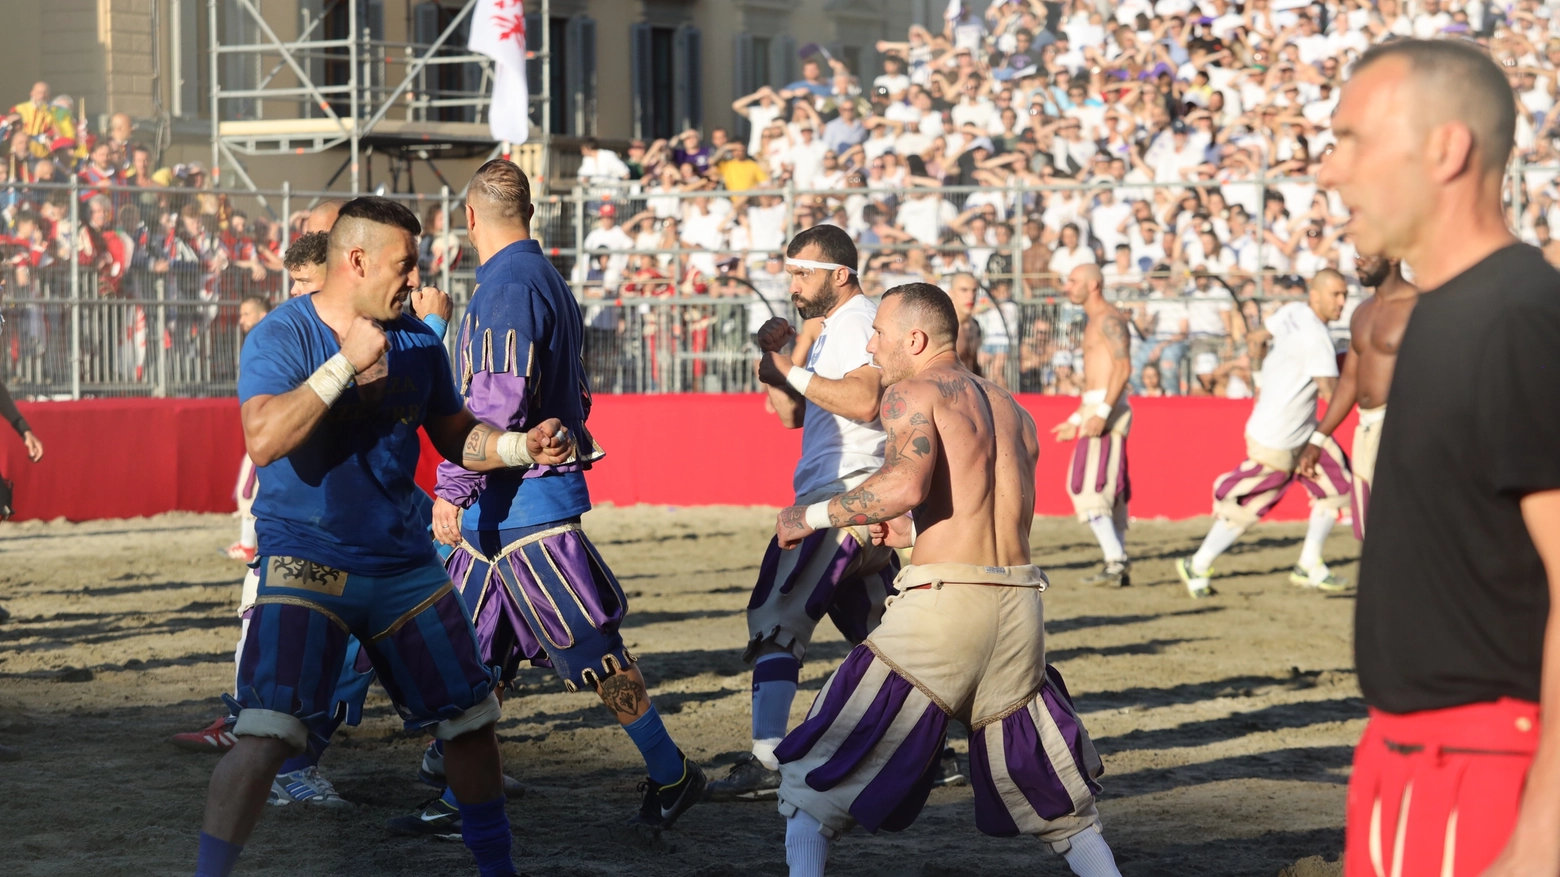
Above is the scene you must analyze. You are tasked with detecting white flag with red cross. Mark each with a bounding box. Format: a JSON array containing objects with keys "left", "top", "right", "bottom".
[{"left": 469, "top": 0, "right": 530, "bottom": 145}]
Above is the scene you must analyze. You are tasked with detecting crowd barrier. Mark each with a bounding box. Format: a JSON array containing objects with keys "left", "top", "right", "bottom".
[{"left": 1, "top": 396, "right": 1359, "bottom": 524}]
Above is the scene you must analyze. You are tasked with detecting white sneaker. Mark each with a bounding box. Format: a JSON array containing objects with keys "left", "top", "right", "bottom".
[
  {"left": 269, "top": 766, "right": 352, "bottom": 808},
  {"left": 1175, "top": 557, "right": 1216, "bottom": 599}
]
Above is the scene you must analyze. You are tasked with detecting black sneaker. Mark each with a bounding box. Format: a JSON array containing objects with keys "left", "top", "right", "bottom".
[
  {"left": 627, "top": 755, "right": 706, "bottom": 829},
  {"left": 1081, "top": 561, "right": 1130, "bottom": 587},
  {"left": 704, "top": 754, "right": 781, "bottom": 802},
  {"left": 385, "top": 796, "right": 462, "bottom": 840},
  {"left": 418, "top": 741, "right": 526, "bottom": 798},
  {"left": 932, "top": 748, "right": 967, "bottom": 787}
]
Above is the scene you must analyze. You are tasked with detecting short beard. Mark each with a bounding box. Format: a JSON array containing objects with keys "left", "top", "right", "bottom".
[
  {"left": 794, "top": 276, "right": 841, "bottom": 319},
  {"left": 1357, "top": 260, "right": 1392, "bottom": 289}
]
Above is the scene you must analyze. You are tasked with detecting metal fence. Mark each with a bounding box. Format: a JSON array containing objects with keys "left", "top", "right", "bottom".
[{"left": 5, "top": 166, "right": 1504, "bottom": 399}]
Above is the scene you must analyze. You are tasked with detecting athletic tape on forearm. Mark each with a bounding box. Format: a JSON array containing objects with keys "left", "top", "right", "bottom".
[
  {"left": 1094, "top": 402, "right": 1114, "bottom": 420},
  {"left": 805, "top": 501, "right": 833, "bottom": 530},
  {"left": 495, "top": 431, "right": 537, "bottom": 467},
  {"left": 787, "top": 367, "right": 815, "bottom": 397},
  {"left": 305, "top": 353, "right": 357, "bottom": 408}
]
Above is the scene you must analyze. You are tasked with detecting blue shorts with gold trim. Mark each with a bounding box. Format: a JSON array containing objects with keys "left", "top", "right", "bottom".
[{"left": 233, "top": 553, "right": 496, "bottom": 737}]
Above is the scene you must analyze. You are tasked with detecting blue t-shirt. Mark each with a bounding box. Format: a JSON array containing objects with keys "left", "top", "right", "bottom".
[{"left": 238, "top": 295, "right": 463, "bottom": 576}]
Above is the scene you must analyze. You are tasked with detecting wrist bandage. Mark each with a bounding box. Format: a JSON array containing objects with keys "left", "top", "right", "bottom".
[
  {"left": 1307, "top": 431, "right": 1329, "bottom": 448},
  {"left": 305, "top": 353, "right": 356, "bottom": 407},
  {"left": 1067, "top": 412, "right": 1083, "bottom": 426},
  {"left": 1093, "top": 402, "right": 1114, "bottom": 420},
  {"left": 495, "top": 431, "right": 537, "bottom": 467},
  {"left": 786, "top": 367, "right": 814, "bottom": 396},
  {"left": 804, "top": 501, "right": 833, "bottom": 530}
]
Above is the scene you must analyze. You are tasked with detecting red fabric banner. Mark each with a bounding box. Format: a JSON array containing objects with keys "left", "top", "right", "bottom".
[{"left": 1, "top": 395, "right": 1357, "bottom": 523}]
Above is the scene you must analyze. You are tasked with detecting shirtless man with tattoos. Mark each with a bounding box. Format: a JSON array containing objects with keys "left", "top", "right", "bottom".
[
  {"left": 768, "top": 282, "right": 1123, "bottom": 877},
  {"left": 1050, "top": 264, "right": 1135, "bottom": 585},
  {"left": 1297, "top": 253, "right": 1419, "bottom": 540}
]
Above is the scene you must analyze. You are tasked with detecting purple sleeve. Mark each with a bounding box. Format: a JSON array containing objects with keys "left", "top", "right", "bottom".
[
  {"left": 435, "top": 459, "right": 486, "bottom": 509},
  {"left": 467, "top": 370, "right": 532, "bottom": 432}
]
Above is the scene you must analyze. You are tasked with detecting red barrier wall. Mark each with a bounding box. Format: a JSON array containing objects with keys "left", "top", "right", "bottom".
[{"left": 2, "top": 395, "right": 1356, "bottom": 523}]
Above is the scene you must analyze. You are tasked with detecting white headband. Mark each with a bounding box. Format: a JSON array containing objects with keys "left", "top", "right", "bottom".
[{"left": 785, "top": 257, "right": 858, "bottom": 276}]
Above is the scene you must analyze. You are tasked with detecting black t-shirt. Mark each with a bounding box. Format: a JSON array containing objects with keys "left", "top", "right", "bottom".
[{"left": 1356, "top": 244, "right": 1560, "bottom": 713}]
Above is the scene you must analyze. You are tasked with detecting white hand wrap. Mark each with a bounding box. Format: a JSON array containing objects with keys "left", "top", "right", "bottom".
[
  {"left": 305, "top": 353, "right": 357, "bottom": 408},
  {"left": 495, "top": 431, "right": 537, "bottom": 467},
  {"left": 804, "top": 501, "right": 833, "bottom": 531},
  {"left": 1094, "top": 402, "right": 1114, "bottom": 420},
  {"left": 1307, "top": 430, "right": 1329, "bottom": 448},
  {"left": 787, "top": 367, "right": 815, "bottom": 397},
  {"left": 1066, "top": 412, "right": 1083, "bottom": 426}
]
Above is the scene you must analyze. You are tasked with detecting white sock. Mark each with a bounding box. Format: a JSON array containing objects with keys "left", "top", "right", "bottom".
[
  {"left": 1298, "top": 506, "right": 1335, "bottom": 571},
  {"left": 1061, "top": 828, "right": 1122, "bottom": 877},
  {"left": 1192, "top": 519, "right": 1245, "bottom": 576},
  {"left": 785, "top": 810, "right": 832, "bottom": 877},
  {"left": 1087, "top": 515, "right": 1127, "bottom": 563},
  {"left": 240, "top": 516, "right": 257, "bottom": 550},
  {"left": 1112, "top": 502, "right": 1129, "bottom": 554}
]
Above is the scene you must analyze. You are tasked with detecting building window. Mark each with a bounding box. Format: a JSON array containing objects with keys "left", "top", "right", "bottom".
[{"left": 632, "top": 22, "right": 700, "bottom": 140}]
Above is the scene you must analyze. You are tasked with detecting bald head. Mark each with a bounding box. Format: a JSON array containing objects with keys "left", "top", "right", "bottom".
[
  {"left": 1351, "top": 40, "right": 1515, "bottom": 175},
  {"left": 1065, "top": 263, "right": 1103, "bottom": 305},
  {"left": 305, "top": 199, "right": 347, "bottom": 234}
]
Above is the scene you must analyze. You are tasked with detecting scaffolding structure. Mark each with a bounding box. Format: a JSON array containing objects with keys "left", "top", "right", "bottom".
[{"left": 207, "top": 0, "right": 550, "bottom": 195}]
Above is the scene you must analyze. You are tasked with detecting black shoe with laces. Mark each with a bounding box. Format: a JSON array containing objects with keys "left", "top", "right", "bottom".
[
  {"left": 704, "top": 753, "right": 781, "bottom": 802},
  {"left": 627, "top": 754, "right": 706, "bottom": 829},
  {"left": 932, "top": 747, "right": 967, "bottom": 787}
]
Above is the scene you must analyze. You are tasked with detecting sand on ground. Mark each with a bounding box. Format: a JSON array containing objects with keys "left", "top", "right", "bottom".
[{"left": 0, "top": 506, "right": 1358, "bottom": 876}]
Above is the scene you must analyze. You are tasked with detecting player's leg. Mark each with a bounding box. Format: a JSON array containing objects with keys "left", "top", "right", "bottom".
[
  {"left": 716, "top": 525, "right": 897, "bottom": 800},
  {"left": 1291, "top": 434, "right": 1353, "bottom": 591},
  {"left": 267, "top": 636, "right": 369, "bottom": 808},
  {"left": 196, "top": 571, "right": 357, "bottom": 877},
  {"left": 487, "top": 521, "right": 705, "bottom": 827},
  {"left": 225, "top": 455, "right": 258, "bottom": 562},
  {"left": 359, "top": 558, "right": 516, "bottom": 876},
  {"left": 1178, "top": 445, "right": 1294, "bottom": 597},
  {"left": 1068, "top": 421, "right": 1131, "bottom": 586}
]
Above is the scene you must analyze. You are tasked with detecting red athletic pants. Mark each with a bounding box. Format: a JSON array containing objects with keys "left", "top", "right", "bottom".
[{"left": 1344, "top": 698, "right": 1539, "bottom": 877}]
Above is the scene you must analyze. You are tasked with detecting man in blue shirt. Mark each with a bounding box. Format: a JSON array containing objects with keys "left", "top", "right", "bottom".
[
  {"left": 196, "top": 197, "right": 573, "bottom": 877},
  {"left": 414, "top": 159, "right": 706, "bottom": 834}
]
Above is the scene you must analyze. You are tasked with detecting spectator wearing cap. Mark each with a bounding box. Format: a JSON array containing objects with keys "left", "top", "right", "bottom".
[{"left": 577, "top": 203, "right": 634, "bottom": 290}]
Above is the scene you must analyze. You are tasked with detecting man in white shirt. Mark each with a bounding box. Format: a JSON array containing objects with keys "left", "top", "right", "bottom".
[
  {"left": 950, "top": 76, "right": 997, "bottom": 130},
  {"left": 1090, "top": 187, "right": 1133, "bottom": 254},
  {"left": 1176, "top": 270, "right": 1353, "bottom": 598},
  {"left": 705, "top": 225, "right": 901, "bottom": 800},
  {"left": 574, "top": 204, "right": 635, "bottom": 288},
  {"left": 783, "top": 126, "right": 830, "bottom": 190},
  {"left": 576, "top": 138, "right": 631, "bottom": 189}
]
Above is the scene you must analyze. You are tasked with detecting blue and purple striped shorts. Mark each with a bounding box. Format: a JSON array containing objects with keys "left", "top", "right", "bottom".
[{"left": 234, "top": 554, "right": 497, "bottom": 740}]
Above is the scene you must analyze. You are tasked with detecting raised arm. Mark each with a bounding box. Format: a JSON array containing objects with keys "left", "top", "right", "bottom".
[
  {"left": 241, "top": 316, "right": 387, "bottom": 466},
  {"left": 754, "top": 317, "right": 883, "bottom": 423},
  {"left": 775, "top": 382, "right": 937, "bottom": 547}
]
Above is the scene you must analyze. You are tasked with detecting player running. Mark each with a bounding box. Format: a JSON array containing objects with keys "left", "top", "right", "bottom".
[
  {"left": 195, "top": 197, "right": 566, "bottom": 877},
  {"left": 704, "top": 225, "right": 904, "bottom": 802},
  {"left": 408, "top": 159, "right": 704, "bottom": 836},
  {"left": 1176, "top": 270, "right": 1353, "bottom": 598},
  {"left": 1296, "top": 254, "right": 1418, "bottom": 540},
  {"left": 769, "top": 282, "right": 1121, "bottom": 877},
  {"left": 1050, "top": 265, "right": 1133, "bottom": 586}
]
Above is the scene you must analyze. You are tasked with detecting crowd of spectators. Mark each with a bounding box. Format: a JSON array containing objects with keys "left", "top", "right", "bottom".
[{"left": 571, "top": 0, "right": 1560, "bottom": 395}]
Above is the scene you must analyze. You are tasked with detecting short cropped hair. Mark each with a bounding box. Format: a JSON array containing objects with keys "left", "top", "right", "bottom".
[
  {"left": 883, "top": 282, "right": 959, "bottom": 346},
  {"left": 283, "top": 231, "right": 329, "bottom": 270},
  {"left": 240, "top": 294, "right": 272, "bottom": 314},
  {"left": 1310, "top": 267, "right": 1347, "bottom": 290},
  {"left": 467, "top": 159, "right": 533, "bottom": 224},
  {"left": 786, "top": 224, "right": 858, "bottom": 272},
  {"left": 1353, "top": 38, "right": 1515, "bottom": 174},
  {"left": 333, "top": 196, "right": 421, "bottom": 239}
]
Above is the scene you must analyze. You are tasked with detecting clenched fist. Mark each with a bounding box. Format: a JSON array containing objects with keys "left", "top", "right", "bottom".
[
  {"left": 341, "top": 316, "right": 389, "bottom": 372},
  {"left": 411, "top": 286, "right": 453, "bottom": 322},
  {"left": 753, "top": 317, "right": 797, "bottom": 353},
  {"left": 526, "top": 418, "right": 576, "bottom": 466}
]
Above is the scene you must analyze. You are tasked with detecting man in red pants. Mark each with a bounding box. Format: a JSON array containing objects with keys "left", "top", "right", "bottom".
[{"left": 1320, "top": 39, "right": 1560, "bottom": 876}]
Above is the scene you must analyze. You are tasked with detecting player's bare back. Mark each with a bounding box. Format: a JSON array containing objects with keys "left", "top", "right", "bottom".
[{"left": 883, "top": 362, "right": 1038, "bottom": 568}]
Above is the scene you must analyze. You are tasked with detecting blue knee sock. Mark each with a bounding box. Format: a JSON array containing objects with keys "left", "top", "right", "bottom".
[
  {"left": 195, "top": 831, "right": 243, "bottom": 877},
  {"left": 278, "top": 713, "right": 343, "bottom": 774},
  {"left": 457, "top": 795, "right": 517, "bottom": 877},
  {"left": 623, "top": 705, "right": 684, "bottom": 786},
  {"left": 752, "top": 654, "right": 801, "bottom": 742},
  {"left": 442, "top": 784, "right": 459, "bottom": 806}
]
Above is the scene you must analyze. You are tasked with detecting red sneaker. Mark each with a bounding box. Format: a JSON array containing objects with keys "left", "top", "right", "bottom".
[
  {"left": 224, "top": 543, "right": 256, "bottom": 562},
  {"left": 170, "top": 716, "right": 236, "bottom": 753}
]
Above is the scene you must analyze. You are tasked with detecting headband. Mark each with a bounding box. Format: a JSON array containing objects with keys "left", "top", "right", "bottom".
[{"left": 785, "top": 257, "right": 858, "bottom": 276}]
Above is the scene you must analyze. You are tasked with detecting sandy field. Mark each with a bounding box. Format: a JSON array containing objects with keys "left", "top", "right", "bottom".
[{"left": 0, "top": 506, "right": 1361, "bottom": 877}]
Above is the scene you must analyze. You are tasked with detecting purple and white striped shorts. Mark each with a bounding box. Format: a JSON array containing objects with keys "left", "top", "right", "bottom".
[
  {"left": 1212, "top": 433, "right": 1351, "bottom": 528},
  {"left": 774, "top": 582, "right": 1103, "bottom": 846}
]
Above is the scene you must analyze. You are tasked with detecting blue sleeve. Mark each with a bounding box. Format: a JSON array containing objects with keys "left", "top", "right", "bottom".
[
  {"left": 237, "top": 315, "right": 308, "bottom": 404},
  {"left": 422, "top": 328, "right": 463, "bottom": 418}
]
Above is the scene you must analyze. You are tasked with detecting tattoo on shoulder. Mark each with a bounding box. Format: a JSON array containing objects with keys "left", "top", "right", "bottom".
[
  {"left": 930, "top": 373, "right": 968, "bottom": 399},
  {"left": 1101, "top": 314, "right": 1130, "bottom": 361},
  {"left": 462, "top": 424, "right": 492, "bottom": 462},
  {"left": 882, "top": 388, "right": 908, "bottom": 421}
]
